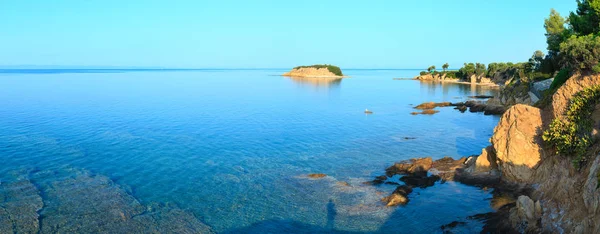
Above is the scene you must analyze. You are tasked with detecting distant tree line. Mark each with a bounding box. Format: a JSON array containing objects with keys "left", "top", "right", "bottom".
[{"left": 419, "top": 0, "right": 600, "bottom": 86}]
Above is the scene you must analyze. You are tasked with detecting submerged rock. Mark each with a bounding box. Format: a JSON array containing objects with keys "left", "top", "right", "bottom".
[
  {"left": 0, "top": 178, "right": 44, "bottom": 233},
  {"left": 381, "top": 185, "right": 413, "bottom": 206},
  {"left": 1, "top": 169, "right": 214, "bottom": 234},
  {"left": 307, "top": 173, "right": 327, "bottom": 179}
]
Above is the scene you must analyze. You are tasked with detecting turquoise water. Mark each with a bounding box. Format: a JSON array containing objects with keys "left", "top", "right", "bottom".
[{"left": 0, "top": 69, "right": 500, "bottom": 233}]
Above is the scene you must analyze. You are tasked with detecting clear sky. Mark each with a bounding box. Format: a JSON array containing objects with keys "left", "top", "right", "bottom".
[{"left": 0, "top": 0, "right": 577, "bottom": 69}]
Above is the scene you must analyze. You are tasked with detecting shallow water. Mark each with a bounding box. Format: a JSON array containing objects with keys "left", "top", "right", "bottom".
[{"left": 0, "top": 69, "right": 500, "bottom": 233}]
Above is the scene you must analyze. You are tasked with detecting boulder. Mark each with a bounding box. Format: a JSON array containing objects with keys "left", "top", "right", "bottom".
[
  {"left": 382, "top": 193, "right": 408, "bottom": 206},
  {"left": 531, "top": 78, "right": 554, "bottom": 98},
  {"left": 385, "top": 157, "right": 433, "bottom": 176},
  {"left": 511, "top": 195, "right": 541, "bottom": 231},
  {"left": 491, "top": 104, "right": 543, "bottom": 183},
  {"left": 475, "top": 146, "right": 498, "bottom": 172}
]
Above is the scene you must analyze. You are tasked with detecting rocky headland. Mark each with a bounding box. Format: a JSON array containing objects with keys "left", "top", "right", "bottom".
[
  {"left": 282, "top": 64, "right": 346, "bottom": 78},
  {"left": 372, "top": 73, "right": 600, "bottom": 233}
]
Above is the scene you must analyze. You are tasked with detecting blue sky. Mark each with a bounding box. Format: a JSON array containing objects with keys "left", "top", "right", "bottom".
[{"left": 0, "top": 0, "right": 576, "bottom": 69}]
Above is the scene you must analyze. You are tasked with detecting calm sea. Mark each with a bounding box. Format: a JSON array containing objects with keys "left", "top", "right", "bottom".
[{"left": 0, "top": 69, "right": 500, "bottom": 233}]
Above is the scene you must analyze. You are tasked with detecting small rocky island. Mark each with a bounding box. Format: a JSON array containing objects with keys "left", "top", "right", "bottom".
[{"left": 282, "top": 64, "right": 346, "bottom": 78}]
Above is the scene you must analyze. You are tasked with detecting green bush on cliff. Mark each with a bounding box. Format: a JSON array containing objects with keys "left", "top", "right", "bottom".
[
  {"left": 293, "top": 64, "right": 343, "bottom": 76},
  {"left": 550, "top": 69, "right": 572, "bottom": 90},
  {"left": 543, "top": 85, "right": 600, "bottom": 168}
]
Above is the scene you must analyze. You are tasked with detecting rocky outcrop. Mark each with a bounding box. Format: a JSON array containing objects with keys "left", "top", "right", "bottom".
[
  {"left": 282, "top": 67, "right": 343, "bottom": 78},
  {"left": 414, "top": 102, "right": 452, "bottom": 110},
  {"left": 491, "top": 104, "right": 543, "bottom": 183},
  {"left": 385, "top": 157, "right": 432, "bottom": 176},
  {"left": 551, "top": 74, "right": 600, "bottom": 119}
]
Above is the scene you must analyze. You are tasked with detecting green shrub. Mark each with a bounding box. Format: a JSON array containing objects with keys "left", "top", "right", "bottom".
[
  {"left": 543, "top": 85, "right": 600, "bottom": 168},
  {"left": 445, "top": 71, "right": 458, "bottom": 79},
  {"left": 550, "top": 69, "right": 571, "bottom": 90},
  {"left": 420, "top": 71, "right": 428, "bottom": 76},
  {"left": 293, "top": 64, "right": 343, "bottom": 76}
]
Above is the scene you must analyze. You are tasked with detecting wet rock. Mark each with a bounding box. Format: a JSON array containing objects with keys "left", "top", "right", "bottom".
[
  {"left": 307, "top": 173, "right": 327, "bottom": 179},
  {"left": 491, "top": 104, "right": 543, "bottom": 183},
  {"left": 468, "top": 204, "right": 518, "bottom": 234},
  {"left": 453, "top": 100, "right": 506, "bottom": 115},
  {"left": 414, "top": 102, "right": 452, "bottom": 110},
  {"left": 430, "top": 156, "right": 467, "bottom": 181},
  {"left": 482, "top": 105, "right": 507, "bottom": 115},
  {"left": 454, "top": 105, "right": 467, "bottom": 113},
  {"left": 0, "top": 178, "right": 44, "bottom": 234},
  {"left": 400, "top": 173, "right": 440, "bottom": 188},
  {"left": 440, "top": 221, "right": 467, "bottom": 232},
  {"left": 385, "top": 157, "right": 433, "bottom": 176},
  {"left": 381, "top": 185, "right": 413, "bottom": 206},
  {"left": 381, "top": 193, "right": 408, "bottom": 206},
  {"left": 336, "top": 181, "right": 350, "bottom": 187},
  {"left": 364, "top": 175, "right": 388, "bottom": 185}
]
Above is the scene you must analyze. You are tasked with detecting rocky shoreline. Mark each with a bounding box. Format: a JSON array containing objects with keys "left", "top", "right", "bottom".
[
  {"left": 374, "top": 74, "right": 600, "bottom": 233},
  {"left": 411, "top": 100, "right": 507, "bottom": 116},
  {"left": 413, "top": 73, "right": 500, "bottom": 87}
]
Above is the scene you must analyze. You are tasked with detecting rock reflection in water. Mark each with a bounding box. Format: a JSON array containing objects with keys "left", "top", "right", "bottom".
[
  {"left": 287, "top": 76, "right": 342, "bottom": 89},
  {"left": 0, "top": 168, "right": 214, "bottom": 234}
]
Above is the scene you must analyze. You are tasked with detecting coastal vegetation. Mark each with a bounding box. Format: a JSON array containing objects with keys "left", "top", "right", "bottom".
[
  {"left": 292, "top": 64, "right": 343, "bottom": 76},
  {"left": 543, "top": 85, "right": 600, "bottom": 168}
]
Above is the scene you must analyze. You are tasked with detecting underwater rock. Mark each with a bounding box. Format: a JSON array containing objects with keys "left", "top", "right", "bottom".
[
  {"left": 0, "top": 178, "right": 44, "bottom": 233},
  {"left": 307, "top": 173, "right": 327, "bottom": 179},
  {"left": 1, "top": 169, "right": 214, "bottom": 234}
]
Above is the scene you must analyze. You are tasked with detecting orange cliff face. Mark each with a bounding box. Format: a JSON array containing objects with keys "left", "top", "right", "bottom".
[{"left": 282, "top": 67, "right": 344, "bottom": 78}]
